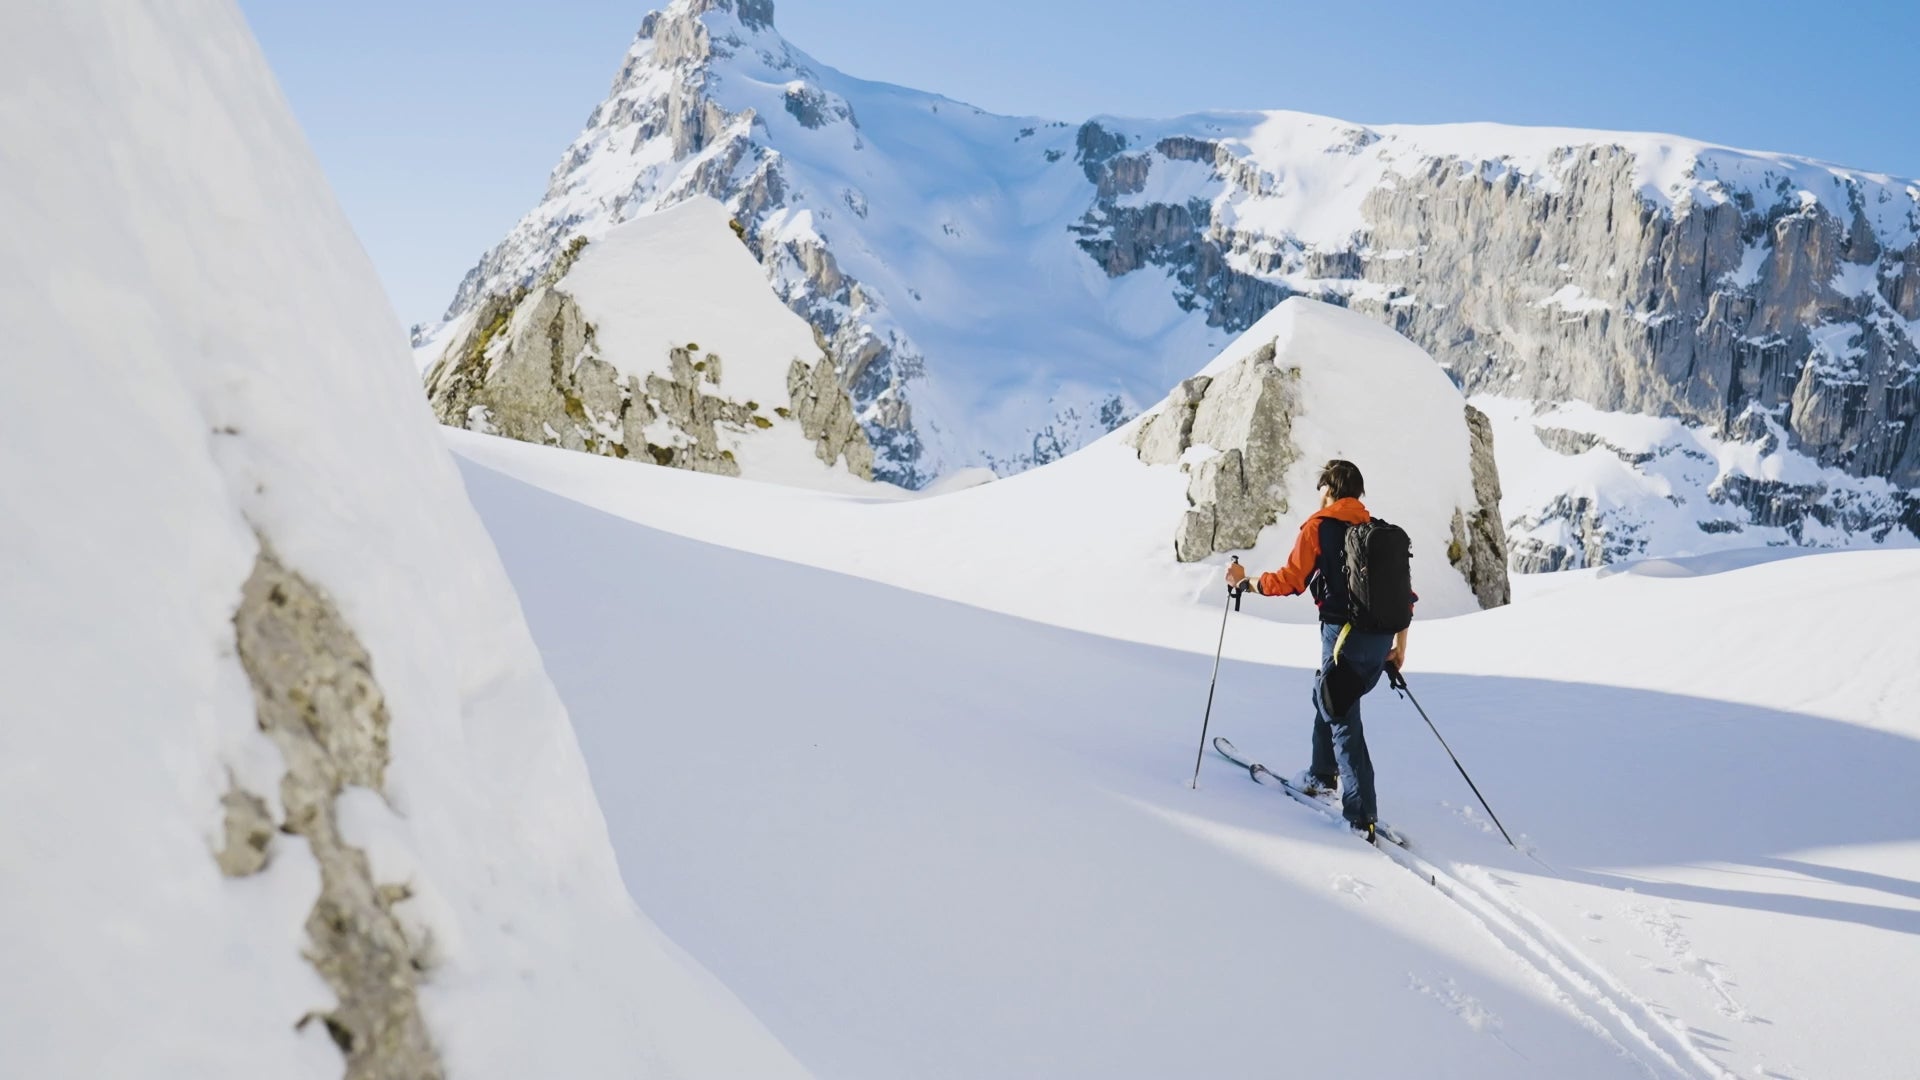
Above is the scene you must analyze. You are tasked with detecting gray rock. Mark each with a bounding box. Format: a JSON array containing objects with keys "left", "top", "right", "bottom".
[
  {"left": 1506, "top": 495, "right": 1648, "bottom": 573},
  {"left": 783, "top": 83, "right": 856, "bottom": 130},
  {"left": 231, "top": 543, "right": 442, "bottom": 1080},
  {"left": 787, "top": 356, "right": 875, "bottom": 477},
  {"left": 1454, "top": 405, "right": 1512, "bottom": 606},
  {"left": 1128, "top": 342, "right": 1302, "bottom": 562},
  {"left": 1128, "top": 375, "right": 1210, "bottom": 465}
]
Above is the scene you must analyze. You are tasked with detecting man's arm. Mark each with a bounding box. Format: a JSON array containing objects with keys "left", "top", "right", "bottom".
[
  {"left": 1387, "top": 627, "right": 1408, "bottom": 669},
  {"left": 1224, "top": 519, "right": 1321, "bottom": 596},
  {"left": 1256, "top": 523, "right": 1320, "bottom": 597}
]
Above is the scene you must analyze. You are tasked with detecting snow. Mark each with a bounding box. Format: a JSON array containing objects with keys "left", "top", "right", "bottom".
[
  {"left": 1534, "top": 283, "right": 1615, "bottom": 315},
  {"left": 450, "top": 401, "right": 1920, "bottom": 1080},
  {"left": 0, "top": 4, "right": 803, "bottom": 1077}
]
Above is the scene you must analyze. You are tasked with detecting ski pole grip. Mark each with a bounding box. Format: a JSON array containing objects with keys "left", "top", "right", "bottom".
[
  {"left": 1229, "top": 556, "right": 1243, "bottom": 611},
  {"left": 1386, "top": 661, "right": 1406, "bottom": 691}
]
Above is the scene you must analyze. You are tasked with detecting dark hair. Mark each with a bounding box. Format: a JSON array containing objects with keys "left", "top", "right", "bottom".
[{"left": 1317, "top": 459, "right": 1365, "bottom": 501}]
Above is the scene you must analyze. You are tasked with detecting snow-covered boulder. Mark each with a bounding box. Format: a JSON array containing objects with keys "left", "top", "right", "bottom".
[
  {"left": 1130, "top": 299, "right": 1510, "bottom": 608},
  {"left": 0, "top": 4, "right": 804, "bottom": 1078},
  {"left": 424, "top": 197, "right": 875, "bottom": 490}
]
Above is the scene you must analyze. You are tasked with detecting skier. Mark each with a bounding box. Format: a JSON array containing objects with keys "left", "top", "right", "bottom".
[{"left": 1224, "top": 459, "right": 1409, "bottom": 841}]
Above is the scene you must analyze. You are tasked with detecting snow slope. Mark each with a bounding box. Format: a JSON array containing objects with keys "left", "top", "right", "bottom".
[
  {"left": 0, "top": 4, "right": 803, "bottom": 1077},
  {"left": 453, "top": 423, "right": 1920, "bottom": 1079}
]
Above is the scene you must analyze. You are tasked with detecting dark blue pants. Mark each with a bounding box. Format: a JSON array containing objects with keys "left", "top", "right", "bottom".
[{"left": 1310, "top": 622, "right": 1393, "bottom": 826}]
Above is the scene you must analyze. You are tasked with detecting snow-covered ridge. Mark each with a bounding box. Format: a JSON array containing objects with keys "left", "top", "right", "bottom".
[{"left": 431, "top": 0, "right": 1919, "bottom": 556}]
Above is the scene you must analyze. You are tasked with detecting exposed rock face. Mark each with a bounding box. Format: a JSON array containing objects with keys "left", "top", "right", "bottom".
[
  {"left": 1507, "top": 495, "right": 1646, "bottom": 574},
  {"left": 787, "top": 355, "right": 876, "bottom": 475},
  {"left": 228, "top": 544, "right": 442, "bottom": 1080},
  {"left": 1452, "top": 406, "right": 1511, "bottom": 607},
  {"left": 1129, "top": 350, "right": 1305, "bottom": 563},
  {"left": 1353, "top": 150, "right": 1920, "bottom": 488},
  {"left": 1164, "top": 344, "right": 1302, "bottom": 561},
  {"left": 424, "top": 279, "right": 873, "bottom": 481}
]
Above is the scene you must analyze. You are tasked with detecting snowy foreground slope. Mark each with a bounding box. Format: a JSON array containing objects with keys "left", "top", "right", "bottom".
[
  {"left": 0, "top": 4, "right": 803, "bottom": 1077},
  {"left": 454, "top": 419, "right": 1920, "bottom": 1078}
]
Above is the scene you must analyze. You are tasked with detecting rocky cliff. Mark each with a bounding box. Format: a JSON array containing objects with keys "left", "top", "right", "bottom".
[{"left": 426, "top": 0, "right": 1919, "bottom": 561}]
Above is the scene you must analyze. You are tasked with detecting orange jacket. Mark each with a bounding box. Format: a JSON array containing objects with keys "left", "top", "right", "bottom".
[{"left": 1253, "top": 498, "right": 1371, "bottom": 597}]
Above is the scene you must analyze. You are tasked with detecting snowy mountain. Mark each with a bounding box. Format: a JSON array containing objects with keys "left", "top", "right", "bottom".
[
  {"left": 428, "top": 0, "right": 1920, "bottom": 562},
  {"left": 425, "top": 197, "right": 880, "bottom": 492},
  {"left": 0, "top": 4, "right": 805, "bottom": 1077}
]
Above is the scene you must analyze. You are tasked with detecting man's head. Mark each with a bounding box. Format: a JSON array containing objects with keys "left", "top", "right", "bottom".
[{"left": 1317, "top": 459, "right": 1365, "bottom": 506}]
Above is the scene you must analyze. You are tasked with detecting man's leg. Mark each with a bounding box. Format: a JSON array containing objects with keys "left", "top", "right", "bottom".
[
  {"left": 1317, "top": 630, "right": 1394, "bottom": 826},
  {"left": 1308, "top": 624, "right": 1340, "bottom": 785}
]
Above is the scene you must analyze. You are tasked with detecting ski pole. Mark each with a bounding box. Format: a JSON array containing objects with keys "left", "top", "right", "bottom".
[
  {"left": 1190, "top": 558, "right": 1244, "bottom": 789},
  {"left": 1385, "top": 662, "right": 1517, "bottom": 849}
]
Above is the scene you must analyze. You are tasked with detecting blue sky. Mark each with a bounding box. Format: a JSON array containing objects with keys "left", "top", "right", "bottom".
[{"left": 241, "top": 0, "right": 1920, "bottom": 327}]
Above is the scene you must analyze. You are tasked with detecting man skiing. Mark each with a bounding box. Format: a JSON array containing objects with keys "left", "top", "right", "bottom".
[{"left": 1224, "top": 459, "right": 1409, "bottom": 841}]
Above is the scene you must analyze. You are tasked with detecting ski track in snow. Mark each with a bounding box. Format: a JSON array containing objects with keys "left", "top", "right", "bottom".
[
  {"left": 1228, "top": 749, "right": 1730, "bottom": 1078},
  {"left": 1439, "top": 860, "right": 1741, "bottom": 1080}
]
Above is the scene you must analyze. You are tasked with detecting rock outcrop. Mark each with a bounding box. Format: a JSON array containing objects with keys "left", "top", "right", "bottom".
[
  {"left": 1452, "top": 406, "right": 1512, "bottom": 607},
  {"left": 228, "top": 544, "right": 442, "bottom": 1080},
  {"left": 1129, "top": 346, "right": 1303, "bottom": 562},
  {"left": 425, "top": 224, "right": 874, "bottom": 482}
]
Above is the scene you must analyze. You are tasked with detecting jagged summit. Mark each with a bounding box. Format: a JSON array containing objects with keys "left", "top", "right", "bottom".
[{"left": 426, "top": 0, "right": 1920, "bottom": 560}]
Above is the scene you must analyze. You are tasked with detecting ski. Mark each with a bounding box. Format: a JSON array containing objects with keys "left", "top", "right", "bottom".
[{"left": 1212, "top": 736, "right": 1410, "bottom": 848}]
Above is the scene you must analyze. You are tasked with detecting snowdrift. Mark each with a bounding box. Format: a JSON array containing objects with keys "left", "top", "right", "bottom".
[{"left": 0, "top": 4, "right": 803, "bottom": 1077}]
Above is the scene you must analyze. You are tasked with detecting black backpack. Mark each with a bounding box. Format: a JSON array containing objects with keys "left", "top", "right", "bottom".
[{"left": 1342, "top": 518, "right": 1414, "bottom": 633}]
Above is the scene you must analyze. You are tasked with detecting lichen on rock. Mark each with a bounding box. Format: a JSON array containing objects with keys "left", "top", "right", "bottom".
[{"left": 229, "top": 542, "right": 442, "bottom": 1080}]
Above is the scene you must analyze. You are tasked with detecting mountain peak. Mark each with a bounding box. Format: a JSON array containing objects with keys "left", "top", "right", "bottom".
[{"left": 650, "top": 0, "right": 776, "bottom": 35}]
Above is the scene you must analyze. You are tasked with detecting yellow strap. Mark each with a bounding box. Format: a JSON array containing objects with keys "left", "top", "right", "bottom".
[{"left": 1332, "top": 622, "right": 1353, "bottom": 666}]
